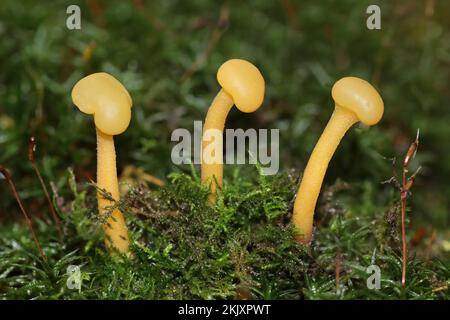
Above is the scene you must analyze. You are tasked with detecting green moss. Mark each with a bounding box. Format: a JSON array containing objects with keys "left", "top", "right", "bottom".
[{"left": 0, "top": 167, "right": 448, "bottom": 299}]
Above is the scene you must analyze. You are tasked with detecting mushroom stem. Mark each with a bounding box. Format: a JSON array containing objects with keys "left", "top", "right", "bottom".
[
  {"left": 96, "top": 128, "right": 129, "bottom": 253},
  {"left": 293, "top": 106, "right": 358, "bottom": 243},
  {"left": 201, "top": 89, "right": 234, "bottom": 203}
]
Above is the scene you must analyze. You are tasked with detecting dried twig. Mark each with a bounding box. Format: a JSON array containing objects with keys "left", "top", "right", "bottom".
[
  {"left": 28, "top": 137, "right": 63, "bottom": 241},
  {"left": 400, "top": 129, "right": 421, "bottom": 287},
  {"left": 181, "top": 4, "right": 229, "bottom": 81},
  {"left": 280, "top": 0, "right": 301, "bottom": 30},
  {"left": 425, "top": 230, "right": 436, "bottom": 261},
  {"left": 335, "top": 252, "right": 342, "bottom": 292},
  {"left": 0, "top": 165, "right": 47, "bottom": 262}
]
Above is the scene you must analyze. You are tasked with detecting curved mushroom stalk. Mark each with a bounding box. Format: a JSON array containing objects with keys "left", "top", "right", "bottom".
[
  {"left": 96, "top": 129, "right": 129, "bottom": 252},
  {"left": 292, "top": 107, "right": 358, "bottom": 242},
  {"left": 292, "top": 77, "right": 384, "bottom": 243},
  {"left": 201, "top": 59, "right": 265, "bottom": 204},
  {"left": 72, "top": 72, "right": 132, "bottom": 253},
  {"left": 201, "top": 89, "right": 234, "bottom": 202}
]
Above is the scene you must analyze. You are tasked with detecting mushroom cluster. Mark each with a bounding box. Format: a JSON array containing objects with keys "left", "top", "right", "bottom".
[{"left": 69, "top": 65, "right": 384, "bottom": 254}]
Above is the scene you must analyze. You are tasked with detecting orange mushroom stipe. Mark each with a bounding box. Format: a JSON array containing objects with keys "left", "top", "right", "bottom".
[
  {"left": 71, "top": 72, "right": 132, "bottom": 253},
  {"left": 292, "top": 77, "right": 384, "bottom": 243},
  {"left": 201, "top": 59, "right": 265, "bottom": 203}
]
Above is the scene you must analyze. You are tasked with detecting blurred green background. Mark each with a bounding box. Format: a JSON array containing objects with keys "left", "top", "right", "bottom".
[{"left": 0, "top": 0, "right": 449, "bottom": 237}]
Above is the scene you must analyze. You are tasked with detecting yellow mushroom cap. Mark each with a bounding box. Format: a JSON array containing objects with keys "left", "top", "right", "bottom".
[
  {"left": 217, "top": 59, "right": 265, "bottom": 113},
  {"left": 71, "top": 72, "right": 133, "bottom": 135},
  {"left": 331, "top": 77, "right": 384, "bottom": 126}
]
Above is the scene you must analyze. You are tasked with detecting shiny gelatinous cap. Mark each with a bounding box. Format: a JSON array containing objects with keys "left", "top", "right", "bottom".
[
  {"left": 217, "top": 59, "right": 265, "bottom": 113},
  {"left": 71, "top": 72, "right": 133, "bottom": 135},
  {"left": 332, "top": 77, "right": 384, "bottom": 126}
]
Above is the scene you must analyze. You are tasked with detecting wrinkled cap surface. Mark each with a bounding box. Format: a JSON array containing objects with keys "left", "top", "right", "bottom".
[
  {"left": 217, "top": 59, "right": 265, "bottom": 113},
  {"left": 332, "top": 77, "right": 384, "bottom": 126},
  {"left": 71, "top": 72, "right": 133, "bottom": 135}
]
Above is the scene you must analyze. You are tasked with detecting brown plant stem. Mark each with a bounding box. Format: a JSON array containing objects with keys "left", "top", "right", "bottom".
[
  {"left": 28, "top": 137, "right": 63, "bottom": 241},
  {"left": 0, "top": 166, "right": 47, "bottom": 262},
  {"left": 400, "top": 170, "right": 407, "bottom": 287},
  {"left": 181, "top": 4, "right": 229, "bottom": 81},
  {"left": 335, "top": 252, "right": 341, "bottom": 292},
  {"left": 400, "top": 129, "right": 420, "bottom": 288}
]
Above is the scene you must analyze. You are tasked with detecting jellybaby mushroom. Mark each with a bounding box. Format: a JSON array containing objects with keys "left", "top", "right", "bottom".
[
  {"left": 72, "top": 72, "right": 132, "bottom": 253},
  {"left": 292, "top": 77, "right": 384, "bottom": 243},
  {"left": 201, "top": 59, "right": 265, "bottom": 203}
]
